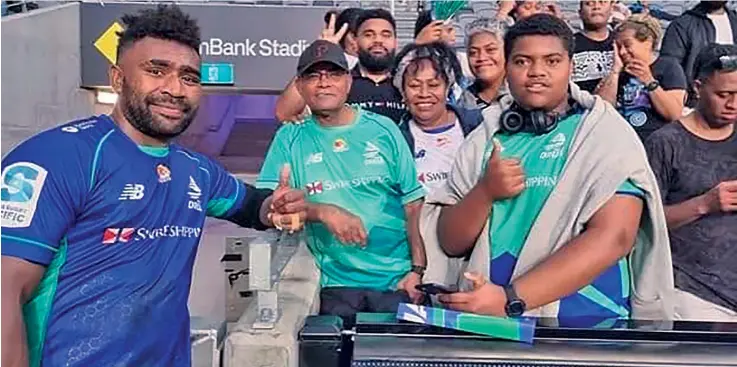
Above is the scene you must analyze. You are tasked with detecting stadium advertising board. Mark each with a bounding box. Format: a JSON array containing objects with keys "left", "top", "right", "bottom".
[{"left": 80, "top": 3, "right": 325, "bottom": 92}]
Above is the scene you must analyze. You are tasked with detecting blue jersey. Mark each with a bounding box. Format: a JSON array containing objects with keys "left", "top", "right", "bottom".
[{"left": 1, "top": 115, "right": 267, "bottom": 366}]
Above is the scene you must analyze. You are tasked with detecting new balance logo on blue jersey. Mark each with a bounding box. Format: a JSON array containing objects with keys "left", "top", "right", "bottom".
[
  {"left": 188, "top": 176, "right": 203, "bottom": 212},
  {"left": 118, "top": 184, "right": 145, "bottom": 201}
]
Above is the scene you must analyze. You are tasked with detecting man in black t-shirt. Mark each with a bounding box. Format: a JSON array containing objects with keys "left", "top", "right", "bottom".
[
  {"left": 347, "top": 9, "right": 405, "bottom": 124},
  {"left": 572, "top": 0, "right": 615, "bottom": 93},
  {"left": 646, "top": 44, "right": 737, "bottom": 322}
]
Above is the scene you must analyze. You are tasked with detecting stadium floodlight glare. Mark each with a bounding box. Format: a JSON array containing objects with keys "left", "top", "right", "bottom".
[{"left": 96, "top": 90, "right": 118, "bottom": 105}]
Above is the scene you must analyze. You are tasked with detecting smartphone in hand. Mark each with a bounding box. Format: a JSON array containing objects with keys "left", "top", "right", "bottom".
[{"left": 415, "top": 283, "right": 458, "bottom": 295}]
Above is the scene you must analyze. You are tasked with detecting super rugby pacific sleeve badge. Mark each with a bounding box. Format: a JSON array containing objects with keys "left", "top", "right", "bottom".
[{"left": 1, "top": 162, "right": 48, "bottom": 228}]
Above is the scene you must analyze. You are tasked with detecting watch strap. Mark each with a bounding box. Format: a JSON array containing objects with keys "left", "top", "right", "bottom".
[
  {"left": 503, "top": 284, "right": 518, "bottom": 303},
  {"left": 411, "top": 265, "right": 426, "bottom": 276}
]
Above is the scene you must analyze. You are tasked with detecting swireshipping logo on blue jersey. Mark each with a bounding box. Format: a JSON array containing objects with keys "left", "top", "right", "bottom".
[{"left": 102, "top": 225, "right": 202, "bottom": 245}]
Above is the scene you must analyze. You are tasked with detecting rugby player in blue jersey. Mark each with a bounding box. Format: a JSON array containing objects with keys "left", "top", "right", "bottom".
[{"left": 1, "top": 5, "right": 306, "bottom": 367}]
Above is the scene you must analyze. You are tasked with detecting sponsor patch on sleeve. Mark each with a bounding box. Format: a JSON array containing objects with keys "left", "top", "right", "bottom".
[{"left": 1, "top": 162, "right": 49, "bottom": 228}]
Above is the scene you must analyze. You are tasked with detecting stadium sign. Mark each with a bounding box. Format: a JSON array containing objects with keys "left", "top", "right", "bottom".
[{"left": 80, "top": 2, "right": 325, "bottom": 92}]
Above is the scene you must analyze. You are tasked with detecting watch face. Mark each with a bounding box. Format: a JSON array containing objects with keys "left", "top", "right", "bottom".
[
  {"left": 505, "top": 300, "right": 525, "bottom": 317},
  {"left": 646, "top": 81, "right": 660, "bottom": 91}
]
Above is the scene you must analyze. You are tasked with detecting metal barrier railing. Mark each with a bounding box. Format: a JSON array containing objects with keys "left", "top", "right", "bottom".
[
  {"left": 221, "top": 230, "right": 301, "bottom": 327},
  {"left": 191, "top": 231, "right": 301, "bottom": 366}
]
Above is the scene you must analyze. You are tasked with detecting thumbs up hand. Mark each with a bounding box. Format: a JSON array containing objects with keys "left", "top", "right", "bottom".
[
  {"left": 480, "top": 139, "right": 525, "bottom": 201},
  {"left": 267, "top": 164, "right": 307, "bottom": 233}
]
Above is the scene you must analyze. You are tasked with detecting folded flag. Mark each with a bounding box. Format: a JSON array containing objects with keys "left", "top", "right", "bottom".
[{"left": 396, "top": 303, "right": 536, "bottom": 344}]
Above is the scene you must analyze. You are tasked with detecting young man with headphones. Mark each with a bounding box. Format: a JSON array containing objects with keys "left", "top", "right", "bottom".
[{"left": 419, "top": 14, "right": 674, "bottom": 325}]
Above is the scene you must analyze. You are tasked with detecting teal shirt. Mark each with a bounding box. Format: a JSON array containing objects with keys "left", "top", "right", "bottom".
[
  {"left": 256, "top": 107, "right": 425, "bottom": 290},
  {"left": 483, "top": 112, "right": 643, "bottom": 325}
]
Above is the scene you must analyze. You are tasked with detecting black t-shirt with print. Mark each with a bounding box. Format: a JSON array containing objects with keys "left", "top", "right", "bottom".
[
  {"left": 616, "top": 57, "right": 687, "bottom": 141},
  {"left": 645, "top": 122, "right": 737, "bottom": 312},
  {"left": 572, "top": 32, "right": 615, "bottom": 93},
  {"left": 348, "top": 69, "right": 406, "bottom": 124}
]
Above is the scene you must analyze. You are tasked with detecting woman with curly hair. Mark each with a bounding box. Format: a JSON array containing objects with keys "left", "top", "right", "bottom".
[{"left": 393, "top": 42, "right": 483, "bottom": 193}]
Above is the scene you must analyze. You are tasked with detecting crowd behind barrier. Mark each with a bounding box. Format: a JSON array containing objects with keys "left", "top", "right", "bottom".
[{"left": 265, "top": 0, "right": 737, "bottom": 331}]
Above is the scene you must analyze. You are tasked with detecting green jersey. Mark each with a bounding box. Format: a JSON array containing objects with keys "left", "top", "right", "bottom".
[
  {"left": 256, "top": 107, "right": 425, "bottom": 290},
  {"left": 483, "top": 110, "right": 643, "bottom": 326}
]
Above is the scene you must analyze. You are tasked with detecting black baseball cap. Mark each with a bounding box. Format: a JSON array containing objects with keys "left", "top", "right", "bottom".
[{"left": 297, "top": 40, "right": 349, "bottom": 76}]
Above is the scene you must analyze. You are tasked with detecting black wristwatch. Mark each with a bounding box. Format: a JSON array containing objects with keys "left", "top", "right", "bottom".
[
  {"left": 503, "top": 284, "right": 526, "bottom": 317},
  {"left": 411, "top": 265, "right": 426, "bottom": 277},
  {"left": 645, "top": 80, "right": 660, "bottom": 92}
]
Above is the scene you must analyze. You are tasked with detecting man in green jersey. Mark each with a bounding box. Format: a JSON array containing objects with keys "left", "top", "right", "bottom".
[
  {"left": 257, "top": 40, "right": 426, "bottom": 322},
  {"left": 421, "top": 14, "right": 674, "bottom": 325}
]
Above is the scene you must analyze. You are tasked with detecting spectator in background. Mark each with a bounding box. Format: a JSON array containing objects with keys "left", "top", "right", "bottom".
[
  {"left": 324, "top": 7, "right": 363, "bottom": 69},
  {"left": 511, "top": 0, "right": 563, "bottom": 22},
  {"left": 461, "top": 17, "right": 509, "bottom": 110},
  {"left": 597, "top": 14, "right": 686, "bottom": 141},
  {"left": 496, "top": 1, "right": 571, "bottom": 31},
  {"left": 495, "top": 0, "right": 517, "bottom": 23},
  {"left": 257, "top": 40, "right": 426, "bottom": 325},
  {"left": 413, "top": 10, "right": 474, "bottom": 106},
  {"left": 393, "top": 42, "right": 483, "bottom": 194},
  {"left": 276, "top": 9, "right": 405, "bottom": 124},
  {"left": 348, "top": 8, "right": 405, "bottom": 123},
  {"left": 276, "top": 9, "right": 358, "bottom": 122},
  {"left": 646, "top": 44, "right": 737, "bottom": 321},
  {"left": 414, "top": 10, "right": 473, "bottom": 79},
  {"left": 572, "top": 0, "right": 616, "bottom": 94},
  {"left": 611, "top": 1, "right": 678, "bottom": 26},
  {"left": 609, "top": 1, "right": 631, "bottom": 26},
  {"left": 661, "top": 1, "right": 737, "bottom": 107},
  {"left": 630, "top": 1, "right": 678, "bottom": 22}
]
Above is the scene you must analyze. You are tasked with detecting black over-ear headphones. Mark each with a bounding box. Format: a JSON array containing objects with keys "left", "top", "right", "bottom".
[{"left": 500, "top": 103, "right": 560, "bottom": 135}]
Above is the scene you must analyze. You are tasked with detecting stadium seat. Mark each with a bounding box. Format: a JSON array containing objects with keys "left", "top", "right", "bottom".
[
  {"left": 286, "top": 0, "right": 311, "bottom": 5},
  {"left": 312, "top": 0, "right": 335, "bottom": 6},
  {"left": 339, "top": 1, "right": 362, "bottom": 9}
]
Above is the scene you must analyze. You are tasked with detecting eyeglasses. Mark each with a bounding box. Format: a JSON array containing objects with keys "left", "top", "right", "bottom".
[{"left": 301, "top": 70, "right": 348, "bottom": 83}]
